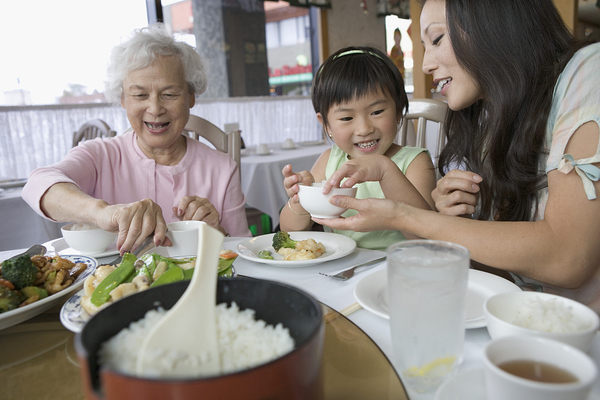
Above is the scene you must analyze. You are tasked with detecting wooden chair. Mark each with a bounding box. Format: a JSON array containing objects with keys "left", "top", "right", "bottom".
[
  {"left": 184, "top": 115, "right": 271, "bottom": 235},
  {"left": 398, "top": 99, "right": 448, "bottom": 179},
  {"left": 72, "top": 119, "right": 116, "bottom": 147},
  {"left": 183, "top": 115, "right": 241, "bottom": 169}
]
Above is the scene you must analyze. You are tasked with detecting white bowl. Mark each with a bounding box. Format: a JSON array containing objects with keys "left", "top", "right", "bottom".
[
  {"left": 297, "top": 182, "right": 357, "bottom": 219},
  {"left": 61, "top": 223, "right": 117, "bottom": 255},
  {"left": 484, "top": 291, "right": 599, "bottom": 352}
]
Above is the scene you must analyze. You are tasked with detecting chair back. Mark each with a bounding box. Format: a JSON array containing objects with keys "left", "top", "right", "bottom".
[
  {"left": 398, "top": 99, "right": 448, "bottom": 179},
  {"left": 73, "top": 119, "right": 116, "bottom": 147},
  {"left": 184, "top": 115, "right": 241, "bottom": 169}
]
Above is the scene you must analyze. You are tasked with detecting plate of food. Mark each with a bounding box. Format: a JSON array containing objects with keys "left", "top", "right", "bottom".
[
  {"left": 354, "top": 268, "right": 521, "bottom": 329},
  {"left": 236, "top": 231, "right": 357, "bottom": 267},
  {"left": 0, "top": 253, "right": 98, "bottom": 330},
  {"left": 60, "top": 251, "right": 238, "bottom": 333}
]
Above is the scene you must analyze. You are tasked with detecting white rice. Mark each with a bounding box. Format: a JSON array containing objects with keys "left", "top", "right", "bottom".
[
  {"left": 512, "top": 296, "right": 590, "bottom": 333},
  {"left": 98, "top": 302, "right": 295, "bottom": 378},
  {"left": 70, "top": 223, "right": 99, "bottom": 231}
]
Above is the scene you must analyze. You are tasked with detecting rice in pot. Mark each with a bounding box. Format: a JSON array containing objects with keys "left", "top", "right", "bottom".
[{"left": 99, "top": 302, "right": 295, "bottom": 378}]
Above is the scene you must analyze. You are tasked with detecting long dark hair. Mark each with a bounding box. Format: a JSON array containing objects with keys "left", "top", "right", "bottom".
[
  {"left": 312, "top": 46, "right": 409, "bottom": 126},
  {"left": 429, "top": 0, "right": 577, "bottom": 221}
]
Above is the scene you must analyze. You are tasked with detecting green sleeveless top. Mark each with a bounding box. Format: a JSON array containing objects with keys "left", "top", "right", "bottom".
[{"left": 325, "top": 144, "right": 429, "bottom": 250}]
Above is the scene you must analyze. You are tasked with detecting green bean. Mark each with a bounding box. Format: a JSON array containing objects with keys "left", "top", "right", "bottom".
[
  {"left": 150, "top": 265, "right": 184, "bottom": 288},
  {"left": 90, "top": 253, "right": 137, "bottom": 306}
]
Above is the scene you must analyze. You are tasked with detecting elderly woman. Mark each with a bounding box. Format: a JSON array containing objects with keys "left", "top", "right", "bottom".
[{"left": 22, "top": 24, "right": 251, "bottom": 253}]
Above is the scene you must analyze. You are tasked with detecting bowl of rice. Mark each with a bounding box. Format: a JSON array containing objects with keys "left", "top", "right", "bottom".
[
  {"left": 484, "top": 291, "right": 599, "bottom": 352},
  {"left": 75, "top": 277, "right": 325, "bottom": 400}
]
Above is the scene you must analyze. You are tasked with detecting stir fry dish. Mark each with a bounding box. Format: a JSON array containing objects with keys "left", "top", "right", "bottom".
[
  {"left": 258, "top": 231, "right": 326, "bottom": 261},
  {"left": 80, "top": 251, "right": 238, "bottom": 316},
  {"left": 0, "top": 254, "right": 88, "bottom": 313}
]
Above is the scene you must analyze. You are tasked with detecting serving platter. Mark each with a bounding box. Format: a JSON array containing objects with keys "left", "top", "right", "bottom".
[
  {"left": 236, "top": 232, "right": 356, "bottom": 267},
  {"left": 0, "top": 255, "right": 98, "bottom": 330}
]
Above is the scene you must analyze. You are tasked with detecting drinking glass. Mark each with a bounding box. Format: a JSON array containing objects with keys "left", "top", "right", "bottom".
[{"left": 387, "top": 240, "right": 470, "bottom": 399}]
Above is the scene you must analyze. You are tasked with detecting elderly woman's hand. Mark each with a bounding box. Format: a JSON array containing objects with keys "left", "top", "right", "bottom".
[
  {"left": 173, "top": 196, "right": 222, "bottom": 231},
  {"left": 431, "top": 169, "right": 482, "bottom": 216},
  {"left": 97, "top": 198, "right": 170, "bottom": 255}
]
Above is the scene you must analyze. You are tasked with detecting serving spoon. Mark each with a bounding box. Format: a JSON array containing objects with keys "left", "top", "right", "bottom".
[
  {"left": 136, "top": 222, "right": 223, "bottom": 377},
  {"left": 7, "top": 244, "right": 47, "bottom": 261}
]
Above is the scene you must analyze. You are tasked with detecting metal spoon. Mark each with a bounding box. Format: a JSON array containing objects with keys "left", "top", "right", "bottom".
[
  {"left": 7, "top": 244, "right": 47, "bottom": 261},
  {"left": 136, "top": 223, "right": 223, "bottom": 377}
]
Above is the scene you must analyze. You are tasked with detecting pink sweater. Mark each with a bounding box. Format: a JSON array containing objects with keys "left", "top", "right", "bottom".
[{"left": 22, "top": 131, "right": 251, "bottom": 237}]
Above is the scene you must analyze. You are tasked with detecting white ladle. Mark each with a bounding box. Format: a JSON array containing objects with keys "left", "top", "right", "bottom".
[{"left": 136, "top": 222, "right": 224, "bottom": 377}]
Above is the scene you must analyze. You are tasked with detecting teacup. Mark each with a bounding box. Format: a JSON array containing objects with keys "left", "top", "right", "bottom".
[
  {"left": 257, "top": 143, "right": 270, "bottom": 155},
  {"left": 165, "top": 221, "right": 205, "bottom": 257},
  {"left": 483, "top": 336, "right": 597, "bottom": 400},
  {"left": 282, "top": 138, "right": 295, "bottom": 149}
]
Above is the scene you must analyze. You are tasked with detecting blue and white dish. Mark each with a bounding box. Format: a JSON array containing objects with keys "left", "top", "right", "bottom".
[{"left": 0, "top": 254, "right": 98, "bottom": 331}]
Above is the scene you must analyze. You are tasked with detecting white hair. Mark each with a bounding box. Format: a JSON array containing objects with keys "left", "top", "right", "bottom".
[{"left": 104, "top": 23, "right": 207, "bottom": 105}]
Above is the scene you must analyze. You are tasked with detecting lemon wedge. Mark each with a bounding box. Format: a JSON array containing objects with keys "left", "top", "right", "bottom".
[{"left": 404, "top": 356, "right": 456, "bottom": 378}]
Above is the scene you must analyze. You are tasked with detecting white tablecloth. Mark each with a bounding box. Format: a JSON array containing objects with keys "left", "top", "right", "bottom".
[
  {"left": 1, "top": 237, "right": 599, "bottom": 398},
  {"left": 240, "top": 142, "right": 331, "bottom": 228},
  {"left": 0, "top": 188, "right": 63, "bottom": 251}
]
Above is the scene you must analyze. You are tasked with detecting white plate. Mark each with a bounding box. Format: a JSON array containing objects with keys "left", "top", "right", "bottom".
[
  {"left": 47, "top": 237, "right": 119, "bottom": 258},
  {"left": 354, "top": 268, "right": 521, "bottom": 329},
  {"left": 237, "top": 232, "right": 356, "bottom": 267},
  {"left": 59, "top": 289, "right": 89, "bottom": 333},
  {"left": 435, "top": 368, "right": 600, "bottom": 400},
  {"left": 0, "top": 255, "right": 98, "bottom": 331}
]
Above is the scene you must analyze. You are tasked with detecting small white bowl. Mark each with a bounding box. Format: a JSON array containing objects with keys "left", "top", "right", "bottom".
[
  {"left": 297, "top": 182, "right": 357, "bottom": 219},
  {"left": 484, "top": 291, "right": 599, "bottom": 353},
  {"left": 61, "top": 223, "right": 117, "bottom": 255}
]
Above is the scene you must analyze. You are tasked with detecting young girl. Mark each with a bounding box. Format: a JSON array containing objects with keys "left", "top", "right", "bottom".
[
  {"left": 280, "top": 46, "right": 437, "bottom": 250},
  {"left": 317, "top": 0, "right": 600, "bottom": 313}
]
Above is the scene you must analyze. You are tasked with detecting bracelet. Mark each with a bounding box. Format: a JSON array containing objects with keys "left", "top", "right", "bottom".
[{"left": 288, "top": 199, "right": 310, "bottom": 216}]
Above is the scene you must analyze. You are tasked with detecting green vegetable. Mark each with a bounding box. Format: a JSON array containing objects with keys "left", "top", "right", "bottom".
[
  {"left": 1, "top": 255, "right": 38, "bottom": 289},
  {"left": 272, "top": 231, "right": 298, "bottom": 252},
  {"left": 257, "top": 250, "right": 274, "bottom": 260},
  {"left": 183, "top": 268, "right": 195, "bottom": 280},
  {"left": 90, "top": 253, "right": 137, "bottom": 306},
  {"left": 0, "top": 285, "right": 22, "bottom": 313},
  {"left": 150, "top": 266, "right": 184, "bottom": 287},
  {"left": 21, "top": 286, "right": 48, "bottom": 300},
  {"left": 136, "top": 264, "right": 153, "bottom": 282}
]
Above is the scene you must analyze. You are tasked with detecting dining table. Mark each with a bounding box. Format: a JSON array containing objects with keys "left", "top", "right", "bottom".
[
  {"left": 1, "top": 236, "right": 599, "bottom": 399},
  {"left": 240, "top": 141, "right": 331, "bottom": 228}
]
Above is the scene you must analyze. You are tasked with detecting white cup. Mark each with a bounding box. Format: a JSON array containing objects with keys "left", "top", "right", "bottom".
[
  {"left": 282, "top": 138, "right": 295, "bottom": 149},
  {"left": 165, "top": 221, "right": 205, "bottom": 257},
  {"left": 387, "top": 240, "right": 470, "bottom": 398},
  {"left": 257, "top": 143, "right": 270, "bottom": 155},
  {"left": 483, "top": 336, "right": 597, "bottom": 400}
]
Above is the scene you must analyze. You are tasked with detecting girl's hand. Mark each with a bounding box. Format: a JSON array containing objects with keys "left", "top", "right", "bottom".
[
  {"left": 282, "top": 164, "right": 314, "bottom": 203},
  {"left": 431, "top": 169, "right": 482, "bottom": 216},
  {"left": 173, "top": 196, "right": 222, "bottom": 231},
  {"left": 322, "top": 155, "right": 391, "bottom": 194}
]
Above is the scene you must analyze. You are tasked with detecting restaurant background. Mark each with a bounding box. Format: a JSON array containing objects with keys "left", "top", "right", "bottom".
[{"left": 0, "top": 0, "right": 598, "bottom": 181}]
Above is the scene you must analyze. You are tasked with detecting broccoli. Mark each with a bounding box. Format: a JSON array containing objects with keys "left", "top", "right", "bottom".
[
  {"left": 258, "top": 250, "right": 274, "bottom": 260},
  {"left": 272, "top": 231, "right": 298, "bottom": 252},
  {"left": 0, "top": 285, "right": 23, "bottom": 313},
  {"left": 1, "top": 255, "right": 38, "bottom": 289}
]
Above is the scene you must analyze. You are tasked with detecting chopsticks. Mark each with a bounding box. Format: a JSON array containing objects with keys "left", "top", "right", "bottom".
[{"left": 340, "top": 302, "right": 362, "bottom": 317}]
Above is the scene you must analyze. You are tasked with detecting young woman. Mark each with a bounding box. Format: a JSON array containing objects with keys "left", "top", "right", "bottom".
[
  {"left": 317, "top": 0, "right": 600, "bottom": 313},
  {"left": 279, "top": 46, "right": 436, "bottom": 250}
]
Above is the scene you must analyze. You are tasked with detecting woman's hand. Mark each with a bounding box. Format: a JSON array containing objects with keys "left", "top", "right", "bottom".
[
  {"left": 432, "top": 169, "right": 482, "bottom": 216},
  {"left": 314, "top": 196, "right": 405, "bottom": 232},
  {"left": 173, "top": 196, "right": 222, "bottom": 231},
  {"left": 282, "top": 164, "right": 314, "bottom": 204},
  {"left": 97, "top": 198, "right": 170, "bottom": 255},
  {"left": 322, "top": 155, "right": 392, "bottom": 194}
]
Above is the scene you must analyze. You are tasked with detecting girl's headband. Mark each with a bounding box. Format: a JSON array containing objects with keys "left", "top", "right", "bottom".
[{"left": 316, "top": 49, "right": 384, "bottom": 79}]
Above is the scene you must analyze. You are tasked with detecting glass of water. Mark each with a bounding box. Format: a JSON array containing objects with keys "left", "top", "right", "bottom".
[{"left": 387, "top": 240, "right": 470, "bottom": 399}]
